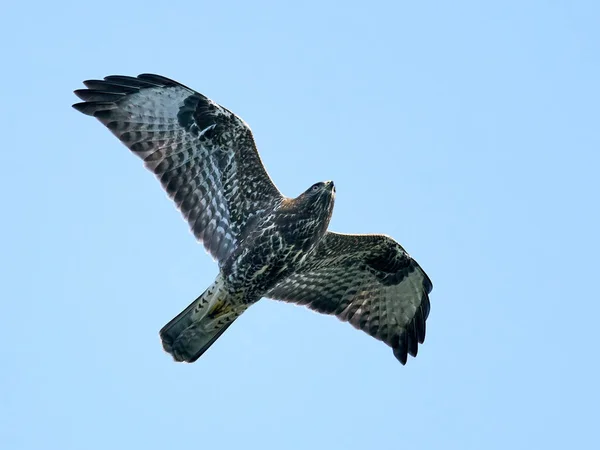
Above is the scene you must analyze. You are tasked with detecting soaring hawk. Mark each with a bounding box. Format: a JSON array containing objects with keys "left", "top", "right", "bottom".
[{"left": 73, "top": 74, "right": 433, "bottom": 365}]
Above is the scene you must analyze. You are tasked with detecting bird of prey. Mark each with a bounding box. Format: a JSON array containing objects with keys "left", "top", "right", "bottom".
[{"left": 73, "top": 74, "right": 433, "bottom": 365}]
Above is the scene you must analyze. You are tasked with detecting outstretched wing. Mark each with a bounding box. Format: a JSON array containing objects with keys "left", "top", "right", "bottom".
[
  {"left": 266, "top": 232, "right": 432, "bottom": 364},
  {"left": 73, "top": 74, "right": 282, "bottom": 263}
]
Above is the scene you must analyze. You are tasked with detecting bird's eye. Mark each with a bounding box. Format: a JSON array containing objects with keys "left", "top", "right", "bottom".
[{"left": 311, "top": 184, "right": 320, "bottom": 192}]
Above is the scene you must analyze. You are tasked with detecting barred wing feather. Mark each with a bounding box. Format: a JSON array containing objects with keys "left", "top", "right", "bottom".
[
  {"left": 73, "top": 74, "right": 282, "bottom": 263},
  {"left": 267, "top": 232, "right": 432, "bottom": 364}
]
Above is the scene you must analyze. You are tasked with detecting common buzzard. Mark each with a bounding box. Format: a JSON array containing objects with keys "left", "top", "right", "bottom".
[{"left": 73, "top": 74, "right": 433, "bottom": 365}]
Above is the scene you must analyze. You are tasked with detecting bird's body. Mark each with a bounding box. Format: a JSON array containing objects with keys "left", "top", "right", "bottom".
[
  {"left": 161, "top": 184, "right": 335, "bottom": 362},
  {"left": 221, "top": 190, "right": 335, "bottom": 303},
  {"left": 73, "top": 74, "right": 433, "bottom": 365}
]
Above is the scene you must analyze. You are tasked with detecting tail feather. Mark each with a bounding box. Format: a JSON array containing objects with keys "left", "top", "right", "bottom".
[
  {"left": 159, "top": 284, "right": 243, "bottom": 362},
  {"left": 166, "top": 320, "right": 236, "bottom": 363},
  {"left": 159, "top": 293, "right": 204, "bottom": 356}
]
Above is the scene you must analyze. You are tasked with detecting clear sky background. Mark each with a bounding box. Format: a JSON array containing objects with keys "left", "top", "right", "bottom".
[{"left": 2, "top": 1, "right": 599, "bottom": 449}]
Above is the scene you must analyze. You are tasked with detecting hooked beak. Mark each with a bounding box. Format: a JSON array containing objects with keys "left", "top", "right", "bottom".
[{"left": 326, "top": 180, "right": 335, "bottom": 193}]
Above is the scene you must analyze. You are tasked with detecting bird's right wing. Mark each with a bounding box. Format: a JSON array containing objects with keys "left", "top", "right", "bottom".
[
  {"left": 73, "top": 74, "right": 283, "bottom": 263},
  {"left": 266, "top": 232, "right": 433, "bottom": 364}
]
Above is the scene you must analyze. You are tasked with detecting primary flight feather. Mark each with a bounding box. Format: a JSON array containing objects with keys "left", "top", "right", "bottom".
[{"left": 73, "top": 74, "right": 433, "bottom": 364}]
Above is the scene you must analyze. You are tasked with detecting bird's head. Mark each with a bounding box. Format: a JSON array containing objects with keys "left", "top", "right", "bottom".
[
  {"left": 300, "top": 180, "right": 336, "bottom": 219},
  {"left": 280, "top": 180, "right": 336, "bottom": 229},
  {"left": 276, "top": 180, "right": 335, "bottom": 243}
]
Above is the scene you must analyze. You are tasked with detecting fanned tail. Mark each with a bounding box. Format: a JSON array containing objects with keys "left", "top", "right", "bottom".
[{"left": 160, "top": 280, "right": 244, "bottom": 363}]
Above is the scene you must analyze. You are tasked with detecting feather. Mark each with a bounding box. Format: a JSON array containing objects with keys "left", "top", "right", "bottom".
[
  {"left": 73, "top": 74, "right": 283, "bottom": 263},
  {"left": 267, "top": 232, "right": 433, "bottom": 364}
]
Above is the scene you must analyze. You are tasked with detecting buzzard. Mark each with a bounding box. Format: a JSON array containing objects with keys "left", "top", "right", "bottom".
[{"left": 73, "top": 74, "right": 433, "bottom": 365}]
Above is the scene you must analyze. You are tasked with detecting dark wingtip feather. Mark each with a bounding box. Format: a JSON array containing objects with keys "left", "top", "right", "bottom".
[
  {"left": 138, "top": 73, "right": 194, "bottom": 91},
  {"left": 72, "top": 102, "right": 90, "bottom": 114},
  {"left": 137, "top": 73, "right": 179, "bottom": 86},
  {"left": 73, "top": 74, "right": 194, "bottom": 117},
  {"left": 82, "top": 80, "right": 138, "bottom": 94},
  {"left": 104, "top": 75, "right": 163, "bottom": 88},
  {"left": 423, "top": 272, "right": 433, "bottom": 294},
  {"left": 415, "top": 302, "right": 427, "bottom": 344},
  {"left": 72, "top": 101, "right": 115, "bottom": 116},
  {"left": 74, "top": 89, "right": 125, "bottom": 102},
  {"left": 392, "top": 333, "right": 408, "bottom": 365},
  {"left": 406, "top": 323, "right": 419, "bottom": 358}
]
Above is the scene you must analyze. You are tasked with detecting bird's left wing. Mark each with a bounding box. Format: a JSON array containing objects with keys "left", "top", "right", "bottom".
[
  {"left": 266, "top": 232, "right": 433, "bottom": 364},
  {"left": 73, "top": 74, "right": 282, "bottom": 263}
]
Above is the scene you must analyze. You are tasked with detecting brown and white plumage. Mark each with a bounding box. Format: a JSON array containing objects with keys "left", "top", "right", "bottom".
[
  {"left": 74, "top": 74, "right": 281, "bottom": 262},
  {"left": 267, "top": 232, "right": 432, "bottom": 364},
  {"left": 73, "top": 74, "right": 433, "bottom": 365}
]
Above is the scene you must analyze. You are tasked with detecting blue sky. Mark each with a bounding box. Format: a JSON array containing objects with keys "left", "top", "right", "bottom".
[{"left": 2, "top": 0, "right": 599, "bottom": 448}]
